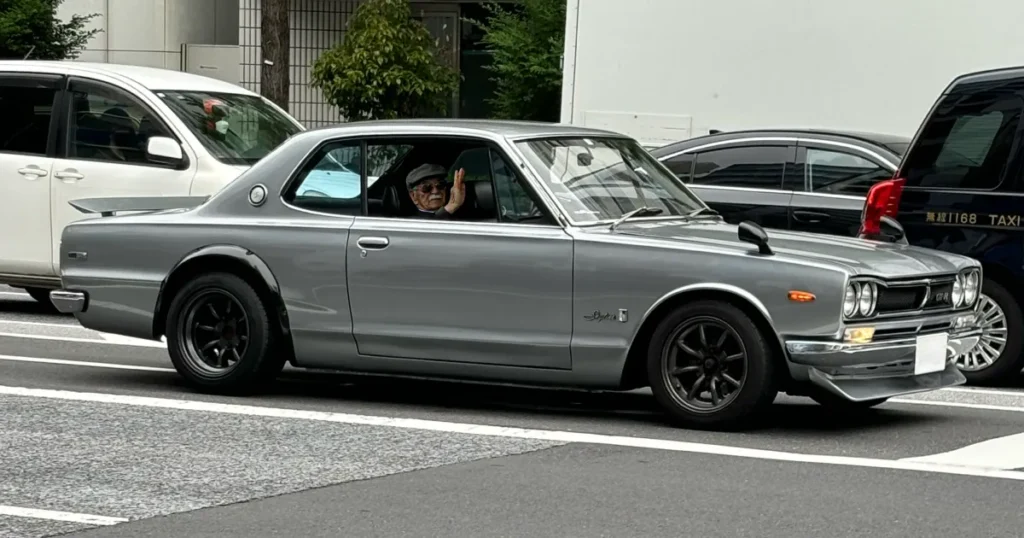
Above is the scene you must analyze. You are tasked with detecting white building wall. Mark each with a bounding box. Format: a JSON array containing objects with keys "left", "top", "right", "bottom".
[
  {"left": 562, "top": 0, "right": 1024, "bottom": 144},
  {"left": 58, "top": 0, "right": 238, "bottom": 69}
]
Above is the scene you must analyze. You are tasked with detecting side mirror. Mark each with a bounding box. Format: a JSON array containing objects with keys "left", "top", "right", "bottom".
[
  {"left": 879, "top": 215, "right": 909, "bottom": 244},
  {"left": 146, "top": 136, "right": 184, "bottom": 165},
  {"left": 738, "top": 220, "right": 773, "bottom": 255}
]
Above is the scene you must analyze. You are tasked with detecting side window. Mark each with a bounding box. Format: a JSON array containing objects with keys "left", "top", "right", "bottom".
[
  {"left": 490, "top": 149, "right": 549, "bottom": 224},
  {"left": 284, "top": 141, "right": 362, "bottom": 215},
  {"left": 901, "top": 90, "right": 1023, "bottom": 190},
  {"left": 806, "top": 148, "right": 893, "bottom": 196},
  {"left": 0, "top": 80, "right": 58, "bottom": 157},
  {"left": 67, "top": 79, "right": 178, "bottom": 167},
  {"left": 661, "top": 152, "right": 695, "bottom": 181},
  {"left": 691, "top": 146, "right": 789, "bottom": 189}
]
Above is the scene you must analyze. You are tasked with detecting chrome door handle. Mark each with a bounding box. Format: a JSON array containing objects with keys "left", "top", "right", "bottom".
[
  {"left": 357, "top": 236, "right": 390, "bottom": 250},
  {"left": 55, "top": 171, "right": 84, "bottom": 182},
  {"left": 17, "top": 167, "right": 48, "bottom": 178}
]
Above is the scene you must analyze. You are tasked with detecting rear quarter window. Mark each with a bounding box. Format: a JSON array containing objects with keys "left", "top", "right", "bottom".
[{"left": 900, "top": 90, "right": 1024, "bottom": 191}]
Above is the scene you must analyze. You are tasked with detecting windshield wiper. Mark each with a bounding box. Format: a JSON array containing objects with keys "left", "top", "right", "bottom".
[{"left": 609, "top": 206, "right": 664, "bottom": 231}]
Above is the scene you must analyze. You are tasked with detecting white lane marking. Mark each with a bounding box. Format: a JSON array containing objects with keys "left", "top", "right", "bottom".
[
  {"left": 0, "top": 319, "right": 80, "bottom": 328},
  {"left": 901, "top": 432, "right": 1024, "bottom": 470},
  {"left": 0, "top": 319, "right": 168, "bottom": 348},
  {"left": 937, "top": 386, "right": 1024, "bottom": 398},
  {"left": 1, "top": 350, "right": 1023, "bottom": 414},
  {"left": 3, "top": 385, "right": 1024, "bottom": 482},
  {"left": 0, "top": 505, "right": 127, "bottom": 526},
  {"left": 889, "top": 398, "right": 1024, "bottom": 414},
  {"left": 0, "top": 330, "right": 167, "bottom": 348},
  {"left": 0, "top": 354, "right": 174, "bottom": 372}
]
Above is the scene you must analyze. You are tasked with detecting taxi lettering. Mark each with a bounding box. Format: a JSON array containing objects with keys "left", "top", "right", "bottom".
[{"left": 926, "top": 211, "right": 1022, "bottom": 228}]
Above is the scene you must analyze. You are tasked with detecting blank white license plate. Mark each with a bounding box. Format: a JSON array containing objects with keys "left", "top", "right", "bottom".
[{"left": 914, "top": 332, "right": 948, "bottom": 375}]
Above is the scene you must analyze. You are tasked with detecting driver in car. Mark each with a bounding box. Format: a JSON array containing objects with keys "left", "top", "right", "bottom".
[{"left": 406, "top": 163, "right": 466, "bottom": 219}]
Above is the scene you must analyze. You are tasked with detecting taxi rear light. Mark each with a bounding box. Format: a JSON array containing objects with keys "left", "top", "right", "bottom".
[{"left": 858, "top": 177, "right": 904, "bottom": 236}]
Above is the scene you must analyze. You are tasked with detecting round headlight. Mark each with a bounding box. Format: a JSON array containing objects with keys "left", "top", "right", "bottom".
[
  {"left": 858, "top": 282, "right": 876, "bottom": 316},
  {"left": 844, "top": 283, "right": 858, "bottom": 317},
  {"left": 952, "top": 274, "right": 964, "bottom": 306},
  {"left": 964, "top": 270, "right": 979, "bottom": 305}
]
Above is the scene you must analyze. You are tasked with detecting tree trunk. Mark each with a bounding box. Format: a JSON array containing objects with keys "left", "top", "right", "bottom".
[{"left": 260, "top": 0, "right": 290, "bottom": 111}]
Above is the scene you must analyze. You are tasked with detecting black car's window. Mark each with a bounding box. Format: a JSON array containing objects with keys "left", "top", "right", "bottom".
[
  {"left": 901, "top": 90, "right": 1023, "bottom": 190},
  {"left": 806, "top": 148, "right": 893, "bottom": 196},
  {"left": 691, "top": 146, "right": 789, "bottom": 189},
  {"left": 283, "top": 141, "right": 362, "bottom": 215},
  {"left": 0, "top": 80, "right": 57, "bottom": 156},
  {"left": 67, "top": 78, "right": 180, "bottom": 168},
  {"left": 661, "top": 151, "right": 695, "bottom": 181}
]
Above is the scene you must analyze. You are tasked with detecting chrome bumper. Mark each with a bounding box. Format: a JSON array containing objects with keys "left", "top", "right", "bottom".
[
  {"left": 784, "top": 320, "right": 981, "bottom": 401},
  {"left": 49, "top": 289, "right": 88, "bottom": 314}
]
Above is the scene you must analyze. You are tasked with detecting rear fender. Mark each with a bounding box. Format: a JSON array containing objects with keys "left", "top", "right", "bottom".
[{"left": 153, "top": 245, "right": 290, "bottom": 339}]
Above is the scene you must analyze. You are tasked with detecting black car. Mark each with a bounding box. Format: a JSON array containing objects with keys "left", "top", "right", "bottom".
[
  {"left": 649, "top": 129, "right": 909, "bottom": 237},
  {"left": 854, "top": 65, "right": 1024, "bottom": 386},
  {"left": 652, "top": 69, "right": 1024, "bottom": 387}
]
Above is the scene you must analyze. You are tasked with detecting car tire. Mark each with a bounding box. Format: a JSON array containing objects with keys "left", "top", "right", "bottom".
[
  {"left": 955, "top": 278, "right": 1024, "bottom": 387},
  {"left": 165, "top": 272, "right": 286, "bottom": 395},
  {"left": 646, "top": 300, "right": 778, "bottom": 430}
]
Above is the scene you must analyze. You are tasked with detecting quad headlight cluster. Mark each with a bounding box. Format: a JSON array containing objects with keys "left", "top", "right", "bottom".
[
  {"left": 954, "top": 268, "right": 981, "bottom": 308},
  {"left": 843, "top": 280, "right": 878, "bottom": 318},
  {"left": 843, "top": 268, "right": 981, "bottom": 320}
]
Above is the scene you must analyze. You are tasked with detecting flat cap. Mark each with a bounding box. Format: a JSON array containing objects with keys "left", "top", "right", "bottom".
[{"left": 406, "top": 163, "right": 447, "bottom": 188}]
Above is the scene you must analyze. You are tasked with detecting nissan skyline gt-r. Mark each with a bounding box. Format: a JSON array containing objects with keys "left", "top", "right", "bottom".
[{"left": 49, "top": 119, "right": 983, "bottom": 430}]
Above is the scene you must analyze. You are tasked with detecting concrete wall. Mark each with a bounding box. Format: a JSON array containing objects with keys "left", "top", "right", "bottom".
[{"left": 58, "top": 0, "right": 239, "bottom": 69}]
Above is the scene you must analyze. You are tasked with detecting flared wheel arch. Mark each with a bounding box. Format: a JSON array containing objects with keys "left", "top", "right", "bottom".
[
  {"left": 153, "top": 245, "right": 293, "bottom": 354},
  {"left": 619, "top": 286, "right": 789, "bottom": 391}
]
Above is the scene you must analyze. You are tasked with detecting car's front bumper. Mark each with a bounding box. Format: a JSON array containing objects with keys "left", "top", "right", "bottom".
[
  {"left": 783, "top": 310, "right": 980, "bottom": 401},
  {"left": 49, "top": 289, "right": 88, "bottom": 314}
]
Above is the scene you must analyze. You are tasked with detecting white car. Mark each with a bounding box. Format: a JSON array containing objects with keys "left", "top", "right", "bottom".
[{"left": 0, "top": 60, "right": 305, "bottom": 306}]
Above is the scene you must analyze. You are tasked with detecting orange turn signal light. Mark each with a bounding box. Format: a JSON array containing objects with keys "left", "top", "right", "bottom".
[{"left": 787, "top": 290, "right": 816, "bottom": 302}]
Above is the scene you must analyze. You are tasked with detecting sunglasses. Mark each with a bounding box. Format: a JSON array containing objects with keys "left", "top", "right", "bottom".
[{"left": 413, "top": 181, "right": 447, "bottom": 194}]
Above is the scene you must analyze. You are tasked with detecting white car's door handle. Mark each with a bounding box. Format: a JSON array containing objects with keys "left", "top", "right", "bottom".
[
  {"left": 55, "top": 170, "right": 84, "bottom": 182},
  {"left": 357, "top": 236, "right": 390, "bottom": 250},
  {"left": 17, "top": 167, "right": 48, "bottom": 178}
]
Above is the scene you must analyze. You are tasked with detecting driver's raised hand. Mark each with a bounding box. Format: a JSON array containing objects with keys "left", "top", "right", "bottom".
[{"left": 445, "top": 168, "right": 466, "bottom": 213}]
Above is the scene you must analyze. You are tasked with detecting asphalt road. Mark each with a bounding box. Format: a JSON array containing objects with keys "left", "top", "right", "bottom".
[{"left": 2, "top": 285, "right": 1024, "bottom": 537}]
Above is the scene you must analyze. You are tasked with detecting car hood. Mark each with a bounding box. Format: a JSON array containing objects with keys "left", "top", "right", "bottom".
[{"left": 605, "top": 219, "right": 972, "bottom": 278}]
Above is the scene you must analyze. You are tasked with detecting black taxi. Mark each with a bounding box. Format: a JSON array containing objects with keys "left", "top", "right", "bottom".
[{"left": 858, "top": 65, "right": 1024, "bottom": 386}]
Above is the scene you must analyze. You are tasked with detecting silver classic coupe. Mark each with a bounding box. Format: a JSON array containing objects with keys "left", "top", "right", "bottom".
[{"left": 49, "top": 120, "right": 983, "bottom": 430}]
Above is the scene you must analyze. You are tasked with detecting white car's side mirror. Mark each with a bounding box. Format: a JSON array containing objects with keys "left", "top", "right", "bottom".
[{"left": 146, "top": 136, "right": 184, "bottom": 164}]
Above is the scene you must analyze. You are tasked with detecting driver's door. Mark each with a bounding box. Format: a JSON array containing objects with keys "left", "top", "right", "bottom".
[{"left": 345, "top": 137, "right": 574, "bottom": 369}]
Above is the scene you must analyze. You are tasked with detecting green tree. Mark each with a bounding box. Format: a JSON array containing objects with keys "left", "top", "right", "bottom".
[
  {"left": 469, "top": 0, "right": 565, "bottom": 121},
  {"left": 310, "top": 0, "right": 459, "bottom": 121},
  {"left": 0, "top": 0, "right": 100, "bottom": 60}
]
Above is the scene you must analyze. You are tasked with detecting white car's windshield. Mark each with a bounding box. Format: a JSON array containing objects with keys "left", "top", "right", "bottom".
[
  {"left": 155, "top": 90, "right": 302, "bottom": 166},
  {"left": 514, "top": 137, "right": 707, "bottom": 223}
]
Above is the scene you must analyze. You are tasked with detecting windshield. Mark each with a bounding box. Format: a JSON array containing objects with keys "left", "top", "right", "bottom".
[
  {"left": 155, "top": 90, "right": 302, "bottom": 166},
  {"left": 514, "top": 137, "right": 707, "bottom": 223}
]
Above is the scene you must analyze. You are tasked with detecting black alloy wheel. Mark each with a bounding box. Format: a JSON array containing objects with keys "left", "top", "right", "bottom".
[
  {"left": 166, "top": 272, "right": 286, "bottom": 394},
  {"left": 179, "top": 289, "right": 250, "bottom": 374},
  {"left": 647, "top": 300, "right": 778, "bottom": 430},
  {"left": 663, "top": 317, "right": 747, "bottom": 413}
]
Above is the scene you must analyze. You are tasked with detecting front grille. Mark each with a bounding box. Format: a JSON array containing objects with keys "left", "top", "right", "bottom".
[{"left": 873, "top": 275, "right": 957, "bottom": 316}]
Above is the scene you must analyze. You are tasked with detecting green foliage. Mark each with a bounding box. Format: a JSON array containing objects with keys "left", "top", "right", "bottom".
[
  {"left": 469, "top": 0, "right": 565, "bottom": 121},
  {"left": 0, "top": 0, "right": 100, "bottom": 60},
  {"left": 310, "top": 0, "right": 459, "bottom": 121}
]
